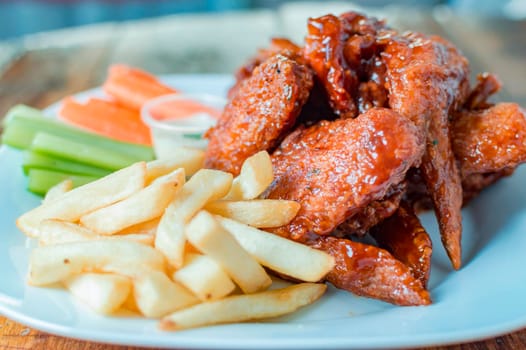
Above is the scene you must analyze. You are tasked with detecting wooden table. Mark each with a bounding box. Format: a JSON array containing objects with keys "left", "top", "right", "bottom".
[{"left": 1, "top": 4, "right": 525, "bottom": 349}]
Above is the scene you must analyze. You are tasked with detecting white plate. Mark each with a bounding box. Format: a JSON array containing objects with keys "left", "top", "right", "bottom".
[{"left": 1, "top": 75, "right": 526, "bottom": 349}]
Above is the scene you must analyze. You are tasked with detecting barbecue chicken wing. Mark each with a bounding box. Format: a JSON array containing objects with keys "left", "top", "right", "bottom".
[
  {"left": 304, "top": 14, "right": 359, "bottom": 118},
  {"left": 452, "top": 102, "right": 526, "bottom": 177},
  {"left": 205, "top": 54, "right": 313, "bottom": 175},
  {"left": 229, "top": 38, "right": 304, "bottom": 99},
  {"left": 382, "top": 33, "right": 470, "bottom": 269},
  {"left": 311, "top": 236, "right": 431, "bottom": 305},
  {"left": 265, "top": 107, "right": 423, "bottom": 241},
  {"left": 371, "top": 202, "right": 433, "bottom": 287}
]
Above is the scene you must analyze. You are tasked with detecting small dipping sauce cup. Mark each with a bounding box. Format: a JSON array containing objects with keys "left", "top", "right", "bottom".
[{"left": 141, "top": 93, "right": 225, "bottom": 159}]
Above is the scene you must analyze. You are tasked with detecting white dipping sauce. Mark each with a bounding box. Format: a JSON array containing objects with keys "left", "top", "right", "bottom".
[{"left": 141, "top": 94, "right": 225, "bottom": 159}]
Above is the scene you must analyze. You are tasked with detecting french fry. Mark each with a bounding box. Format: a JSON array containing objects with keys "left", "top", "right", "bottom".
[
  {"left": 110, "top": 234, "right": 153, "bottom": 246},
  {"left": 64, "top": 273, "right": 131, "bottom": 315},
  {"left": 145, "top": 147, "right": 205, "bottom": 183},
  {"left": 184, "top": 242, "right": 201, "bottom": 255},
  {"left": 17, "top": 134, "right": 333, "bottom": 328},
  {"left": 185, "top": 211, "right": 271, "bottom": 294},
  {"left": 38, "top": 219, "right": 154, "bottom": 246},
  {"left": 38, "top": 219, "right": 96, "bottom": 246},
  {"left": 216, "top": 216, "right": 335, "bottom": 282},
  {"left": 43, "top": 179, "right": 73, "bottom": 204},
  {"left": 205, "top": 199, "right": 300, "bottom": 228},
  {"left": 28, "top": 240, "right": 165, "bottom": 286},
  {"left": 160, "top": 283, "right": 327, "bottom": 331},
  {"left": 121, "top": 290, "right": 140, "bottom": 313},
  {"left": 133, "top": 270, "right": 199, "bottom": 318},
  {"left": 80, "top": 168, "right": 185, "bottom": 235},
  {"left": 173, "top": 253, "right": 235, "bottom": 301},
  {"left": 115, "top": 218, "right": 159, "bottom": 236},
  {"left": 155, "top": 169, "right": 232, "bottom": 268},
  {"left": 17, "top": 162, "right": 146, "bottom": 237},
  {"left": 223, "top": 151, "right": 273, "bottom": 200}
]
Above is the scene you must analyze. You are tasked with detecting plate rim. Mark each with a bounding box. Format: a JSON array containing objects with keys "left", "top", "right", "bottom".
[{"left": 2, "top": 294, "right": 526, "bottom": 350}]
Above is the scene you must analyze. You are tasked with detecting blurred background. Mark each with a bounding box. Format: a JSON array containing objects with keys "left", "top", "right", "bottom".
[
  {"left": 0, "top": 0, "right": 525, "bottom": 116},
  {"left": 1, "top": 0, "right": 525, "bottom": 40}
]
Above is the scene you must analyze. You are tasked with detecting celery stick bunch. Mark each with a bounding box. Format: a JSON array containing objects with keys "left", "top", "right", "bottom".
[{"left": 2, "top": 105, "right": 155, "bottom": 195}]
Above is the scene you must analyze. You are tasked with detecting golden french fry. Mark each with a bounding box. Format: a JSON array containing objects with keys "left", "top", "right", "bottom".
[
  {"left": 80, "top": 168, "right": 185, "bottom": 235},
  {"left": 205, "top": 199, "right": 300, "bottom": 228},
  {"left": 43, "top": 179, "right": 73, "bottom": 204},
  {"left": 155, "top": 169, "right": 233, "bottom": 268},
  {"left": 38, "top": 219, "right": 154, "bottom": 246},
  {"left": 63, "top": 273, "right": 131, "bottom": 315},
  {"left": 116, "top": 218, "right": 159, "bottom": 236},
  {"left": 216, "top": 216, "right": 335, "bottom": 282},
  {"left": 184, "top": 242, "right": 201, "bottom": 255},
  {"left": 133, "top": 270, "right": 199, "bottom": 318},
  {"left": 28, "top": 240, "right": 165, "bottom": 286},
  {"left": 121, "top": 291, "right": 140, "bottom": 313},
  {"left": 145, "top": 147, "right": 205, "bottom": 183},
  {"left": 38, "top": 219, "right": 97, "bottom": 246},
  {"left": 109, "top": 233, "right": 154, "bottom": 246},
  {"left": 173, "top": 253, "right": 235, "bottom": 302},
  {"left": 17, "top": 162, "right": 146, "bottom": 237},
  {"left": 160, "top": 283, "right": 327, "bottom": 331},
  {"left": 185, "top": 211, "right": 271, "bottom": 294},
  {"left": 223, "top": 151, "right": 273, "bottom": 200}
]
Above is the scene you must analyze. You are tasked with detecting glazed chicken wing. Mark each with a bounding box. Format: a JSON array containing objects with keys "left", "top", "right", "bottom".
[
  {"left": 371, "top": 202, "right": 433, "bottom": 288},
  {"left": 452, "top": 102, "right": 526, "bottom": 177},
  {"left": 229, "top": 38, "right": 304, "bottom": 99},
  {"left": 464, "top": 72, "right": 502, "bottom": 110},
  {"left": 406, "top": 103, "right": 526, "bottom": 207},
  {"left": 265, "top": 107, "right": 424, "bottom": 242},
  {"left": 304, "top": 14, "right": 359, "bottom": 118},
  {"left": 205, "top": 54, "right": 313, "bottom": 175},
  {"left": 383, "top": 33, "right": 470, "bottom": 270},
  {"left": 263, "top": 109, "right": 428, "bottom": 306},
  {"left": 452, "top": 102, "right": 526, "bottom": 203},
  {"left": 335, "top": 182, "right": 405, "bottom": 237},
  {"left": 311, "top": 236, "right": 431, "bottom": 306},
  {"left": 304, "top": 12, "right": 389, "bottom": 119}
]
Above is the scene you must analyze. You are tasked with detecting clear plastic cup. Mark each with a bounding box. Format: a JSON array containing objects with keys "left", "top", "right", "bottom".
[{"left": 141, "top": 93, "right": 225, "bottom": 159}]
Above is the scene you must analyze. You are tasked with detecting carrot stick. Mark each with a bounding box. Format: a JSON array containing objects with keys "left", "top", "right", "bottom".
[
  {"left": 59, "top": 97, "right": 152, "bottom": 145},
  {"left": 103, "top": 65, "right": 177, "bottom": 111},
  {"left": 150, "top": 99, "right": 222, "bottom": 121},
  {"left": 108, "top": 64, "right": 160, "bottom": 83}
]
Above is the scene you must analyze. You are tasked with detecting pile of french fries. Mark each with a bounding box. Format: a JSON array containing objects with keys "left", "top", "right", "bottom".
[{"left": 17, "top": 149, "right": 334, "bottom": 330}]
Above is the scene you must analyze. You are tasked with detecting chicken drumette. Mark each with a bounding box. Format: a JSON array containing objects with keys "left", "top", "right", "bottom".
[
  {"left": 205, "top": 54, "right": 313, "bottom": 175},
  {"left": 263, "top": 107, "right": 430, "bottom": 305}
]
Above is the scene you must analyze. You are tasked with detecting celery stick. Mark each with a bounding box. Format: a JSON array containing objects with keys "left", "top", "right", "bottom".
[
  {"left": 2, "top": 105, "right": 154, "bottom": 160},
  {"left": 22, "top": 151, "right": 112, "bottom": 177},
  {"left": 27, "top": 168, "right": 97, "bottom": 196},
  {"left": 1, "top": 123, "right": 35, "bottom": 149},
  {"left": 5, "top": 104, "right": 43, "bottom": 123},
  {"left": 31, "top": 133, "right": 139, "bottom": 171}
]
